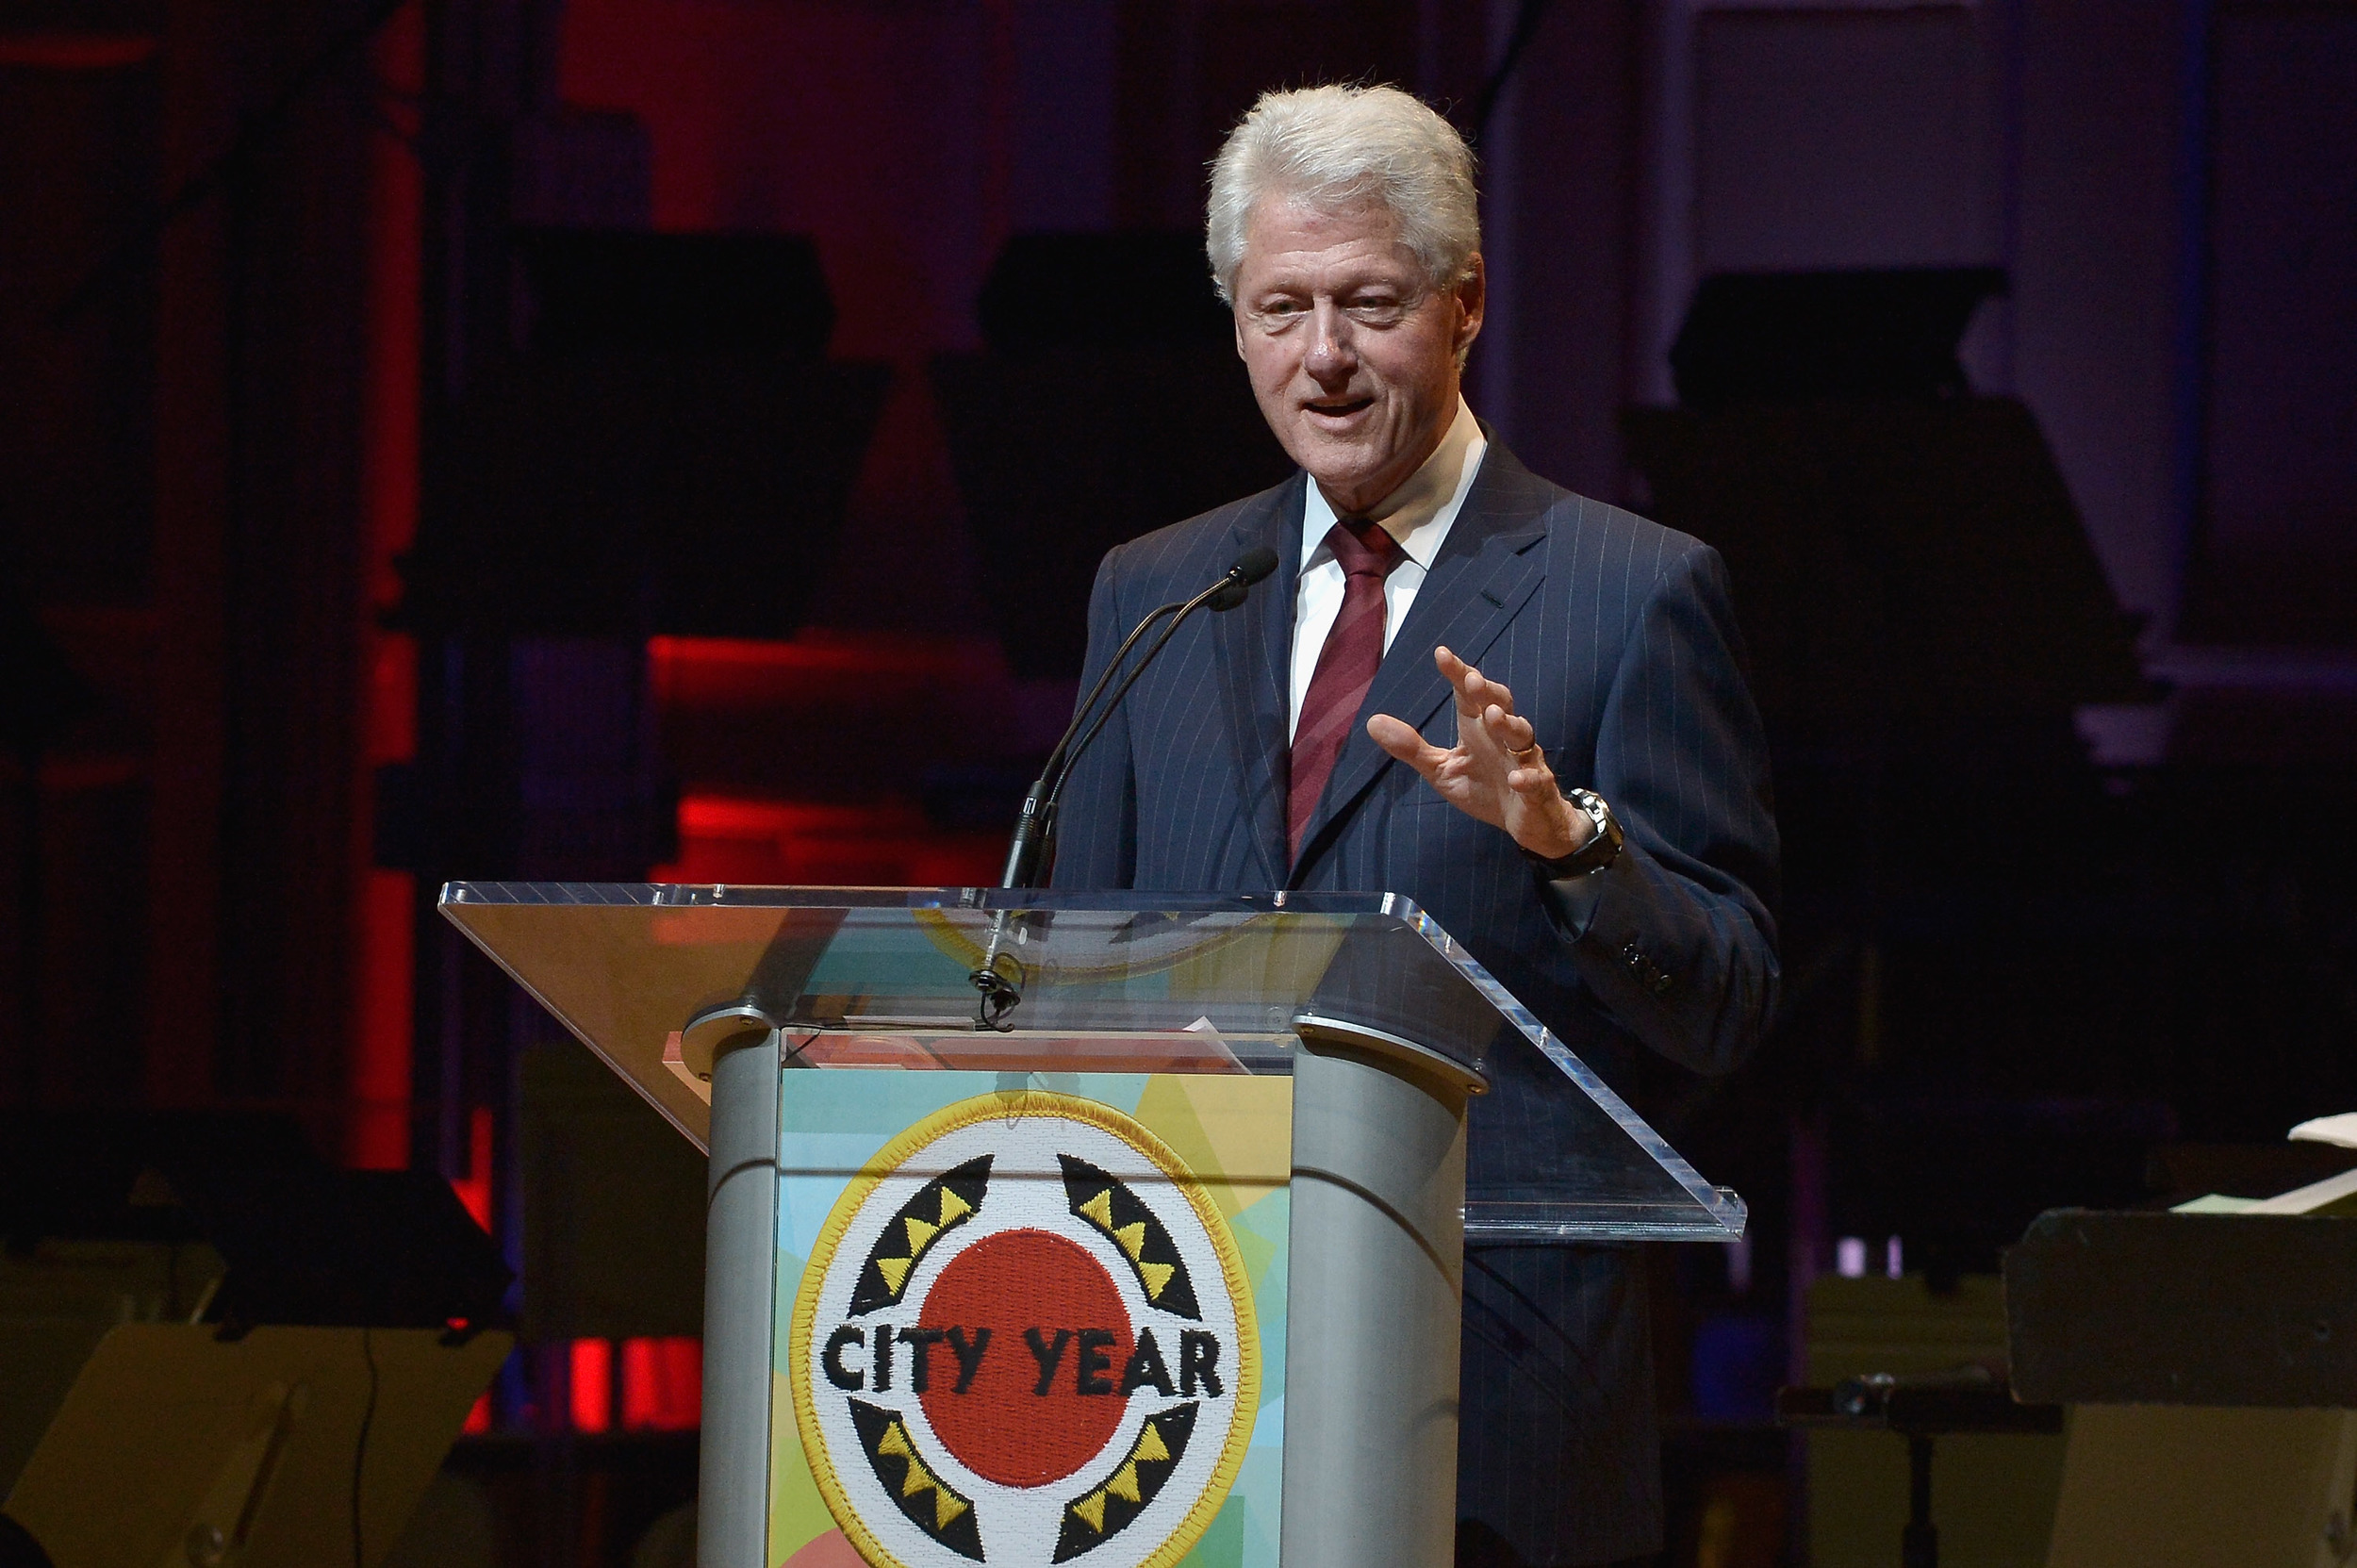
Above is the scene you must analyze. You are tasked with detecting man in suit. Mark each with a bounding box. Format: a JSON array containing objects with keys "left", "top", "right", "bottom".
[{"left": 1051, "top": 84, "right": 1779, "bottom": 1567}]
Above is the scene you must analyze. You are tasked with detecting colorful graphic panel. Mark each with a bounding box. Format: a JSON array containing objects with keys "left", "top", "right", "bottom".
[{"left": 772, "top": 1072, "right": 1291, "bottom": 1568}]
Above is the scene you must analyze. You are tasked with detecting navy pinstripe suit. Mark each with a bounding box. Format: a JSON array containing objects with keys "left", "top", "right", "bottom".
[{"left": 1051, "top": 437, "right": 1780, "bottom": 1565}]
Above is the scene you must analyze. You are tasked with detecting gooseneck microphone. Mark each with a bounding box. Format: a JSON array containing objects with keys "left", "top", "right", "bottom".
[
  {"left": 996, "top": 546, "right": 1278, "bottom": 891},
  {"left": 971, "top": 546, "right": 1279, "bottom": 1029}
]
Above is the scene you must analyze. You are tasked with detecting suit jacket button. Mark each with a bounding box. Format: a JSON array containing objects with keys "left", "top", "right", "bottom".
[{"left": 1650, "top": 972, "right": 1674, "bottom": 997}]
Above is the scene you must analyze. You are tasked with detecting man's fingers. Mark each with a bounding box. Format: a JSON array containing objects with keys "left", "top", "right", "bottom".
[
  {"left": 1482, "top": 703, "right": 1536, "bottom": 754},
  {"left": 1437, "top": 646, "right": 1488, "bottom": 717},
  {"left": 1507, "top": 754, "right": 1558, "bottom": 793},
  {"left": 1442, "top": 653, "right": 1479, "bottom": 718},
  {"left": 1478, "top": 702, "right": 1561, "bottom": 794},
  {"left": 1366, "top": 713, "right": 1445, "bottom": 778},
  {"left": 1438, "top": 644, "right": 1516, "bottom": 718}
]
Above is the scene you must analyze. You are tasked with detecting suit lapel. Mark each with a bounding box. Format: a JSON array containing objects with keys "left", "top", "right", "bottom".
[
  {"left": 1289, "top": 439, "right": 1553, "bottom": 882},
  {"left": 1213, "top": 474, "right": 1305, "bottom": 887}
]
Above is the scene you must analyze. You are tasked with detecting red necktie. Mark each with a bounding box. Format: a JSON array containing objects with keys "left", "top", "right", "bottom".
[{"left": 1289, "top": 519, "right": 1401, "bottom": 860}]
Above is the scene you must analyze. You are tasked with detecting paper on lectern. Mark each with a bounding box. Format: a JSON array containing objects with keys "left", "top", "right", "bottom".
[{"left": 2288, "top": 1111, "right": 2357, "bottom": 1149}]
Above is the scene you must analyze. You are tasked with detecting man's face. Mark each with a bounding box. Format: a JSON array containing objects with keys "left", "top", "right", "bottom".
[{"left": 1231, "top": 196, "right": 1484, "bottom": 517}]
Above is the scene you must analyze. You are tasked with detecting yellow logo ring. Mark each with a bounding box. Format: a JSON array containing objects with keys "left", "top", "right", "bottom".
[{"left": 788, "top": 1089, "right": 1261, "bottom": 1568}]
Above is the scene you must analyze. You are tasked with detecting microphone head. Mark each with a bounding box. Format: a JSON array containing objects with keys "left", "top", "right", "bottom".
[{"left": 1231, "top": 546, "right": 1279, "bottom": 586}]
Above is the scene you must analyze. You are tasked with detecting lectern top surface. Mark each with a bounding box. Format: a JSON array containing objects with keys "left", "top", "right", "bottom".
[{"left": 440, "top": 883, "right": 1743, "bottom": 1241}]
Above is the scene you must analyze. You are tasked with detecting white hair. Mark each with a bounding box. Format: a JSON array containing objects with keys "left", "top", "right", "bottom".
[{"left": 1206, "top": 83, "right": 1481, "bottom": 305}]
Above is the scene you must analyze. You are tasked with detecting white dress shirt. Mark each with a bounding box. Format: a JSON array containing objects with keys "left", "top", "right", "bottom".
[{"left": 1288, "top": 397, "right": 1489, "bottom": 740}]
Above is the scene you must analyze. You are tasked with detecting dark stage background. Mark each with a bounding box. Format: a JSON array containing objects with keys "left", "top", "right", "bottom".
[{"left": 3, "top": 3, "right": 2353, "bottom": 1565}]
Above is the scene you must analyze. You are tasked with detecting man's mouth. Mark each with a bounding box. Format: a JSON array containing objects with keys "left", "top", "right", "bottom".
[{"left": 1303, "top": 396, "right": 1376, "bottom": 420}]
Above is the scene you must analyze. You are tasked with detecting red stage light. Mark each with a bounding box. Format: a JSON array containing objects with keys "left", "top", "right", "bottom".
[
  {"left": 450, "top": 1106, "right": 496, "bottom": 1232},
  {"left": 571, "top": 1339, "right": 615, "bottom": 1433},
  {"left": 621, "top": 1336, "right": 704, "bottom": 1430}
]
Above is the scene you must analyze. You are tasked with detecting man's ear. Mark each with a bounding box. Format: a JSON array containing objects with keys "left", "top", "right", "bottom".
[
  {"left": 1233, "top": 309, "right": 1247, "bottom": 361},
  {"left": 1454, "top": 254, "right": 1487, "bottom": 354}
]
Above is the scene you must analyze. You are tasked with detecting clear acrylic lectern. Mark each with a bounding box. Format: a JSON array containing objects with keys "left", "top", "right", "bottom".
[{"left": 443, "top": 884, "right": 1743, "bottom": 1568}]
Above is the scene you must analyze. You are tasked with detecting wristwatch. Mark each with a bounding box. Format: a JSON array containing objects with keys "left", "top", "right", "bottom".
[{"left": 1529, "top": 788, "right": 1624, "bottom": 879}]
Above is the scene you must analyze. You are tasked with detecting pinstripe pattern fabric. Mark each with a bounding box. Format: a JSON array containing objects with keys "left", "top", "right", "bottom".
[{"left": 1051, "top": 437, "right": 1780, "bottom": 1565}]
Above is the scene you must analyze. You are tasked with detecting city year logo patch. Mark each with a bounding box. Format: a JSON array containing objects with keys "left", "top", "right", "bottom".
[{"left": 790, "top": 1092, "right": 1259, "bottom": 1568}]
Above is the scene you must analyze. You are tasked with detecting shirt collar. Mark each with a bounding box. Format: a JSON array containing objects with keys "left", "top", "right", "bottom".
[{"left": 1300, "top": 397, "right": 1487, "bottom": 571}]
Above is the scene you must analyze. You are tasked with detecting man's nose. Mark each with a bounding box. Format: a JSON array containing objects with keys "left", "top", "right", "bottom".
[{"left": 1303, "top": 302, "right": 1356, "bottom": 381}]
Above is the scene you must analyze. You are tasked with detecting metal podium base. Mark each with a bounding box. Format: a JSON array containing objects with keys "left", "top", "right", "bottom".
[
  {"left": 701, "top": 1032, "right": 782, "bottom": 1568},
  {"left": 1282, "top": 1032, "right": 1473, "bottom": 1568}
]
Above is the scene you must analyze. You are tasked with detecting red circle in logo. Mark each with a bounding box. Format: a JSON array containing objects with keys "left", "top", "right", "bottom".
[{"left": 917, "top": 1227, "right": 1133, "bottom": 1487}]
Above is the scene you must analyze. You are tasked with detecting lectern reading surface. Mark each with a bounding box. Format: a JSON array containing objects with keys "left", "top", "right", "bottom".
[{"left": 442, "top": 883, "right": 1741, "bottom": 1243}]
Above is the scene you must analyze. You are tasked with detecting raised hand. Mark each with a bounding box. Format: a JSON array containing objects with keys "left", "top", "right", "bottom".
[{"left": 1365, "top": 645, "right": 1591, "bottom": 860}]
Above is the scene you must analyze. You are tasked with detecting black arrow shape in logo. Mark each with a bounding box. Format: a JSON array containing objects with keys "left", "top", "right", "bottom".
[
  {"left": 850, "top": 1155, "right": 994, "bottom": 1316},
  {"left": 1052, "top": 1403, "right": 1199, "bottom": 1561},
  {"left": 1057, "top": 1155, "right": 1200, "bottom": 1321},
  {"left": 847, "top": 1399, "right": 986, "bottom": 1561}
]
